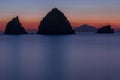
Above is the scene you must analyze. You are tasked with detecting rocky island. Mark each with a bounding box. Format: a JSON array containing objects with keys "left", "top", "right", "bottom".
[
  {"left": 96, "top": 25, "right": 114, "bottom": 33},
  {"left": 37, "top": 8, "right": 75, "bottom": 34},
  {"left": 4, "top": 16, "right": 28, "bottom": 34}
]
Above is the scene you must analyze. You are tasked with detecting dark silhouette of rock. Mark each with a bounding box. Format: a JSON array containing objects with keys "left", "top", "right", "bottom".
[
  {"left": 4, "top": 16, "right": 28, "bottom": 34},
  {"left": 37, "top": 8, "right": 75, "bottom": 34},
  {"left": 75, "top": 24, "right": 97, "bottom": 32},
  {"left": 96, "top": 25, "right": 114, "bottom": 33}
]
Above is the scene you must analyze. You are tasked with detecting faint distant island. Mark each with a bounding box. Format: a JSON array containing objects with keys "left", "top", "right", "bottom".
[
  {"left": 4, "top": 16, "right": 28, "bottom": 35},
  {"left": 74, "top": 24, "right": 97, "bottom": 32},
  {"left": 37, "top": 8, "right": 75, "bottom": 34},
  {"left": 96, "top": 25, "right": 114, "bottom": 34}
]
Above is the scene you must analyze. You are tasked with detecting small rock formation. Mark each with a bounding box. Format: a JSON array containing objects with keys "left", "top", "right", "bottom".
[
  {"left": 96, "top": 25, "right": 114, "bottom": 33},
  {"left": 75, "top": 24, "right": 97, "bottom": 32},
  {"left": 4, "top": 16, "right": 28, "bottom": 34},
  {"left": 37, "top": 8, "right": 75, "bottom": 34}
]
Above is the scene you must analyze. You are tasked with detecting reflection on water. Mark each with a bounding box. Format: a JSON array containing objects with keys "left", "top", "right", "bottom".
[{"left": 0, "top": 34, "right": 120, "bottom": 80}]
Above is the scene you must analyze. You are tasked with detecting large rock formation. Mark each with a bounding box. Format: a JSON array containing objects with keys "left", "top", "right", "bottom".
[
  {"left": 37, "top": 8, "right": 75, "bottom": 34},
  {"left": 4, "top": 16, "right": 28, "bottom": 34},
  {"left": 75, "top": 24, "right": 97, "bottom": 32},
  {"left": 96, "top": 25, "right": 114, "bottom": 33}
]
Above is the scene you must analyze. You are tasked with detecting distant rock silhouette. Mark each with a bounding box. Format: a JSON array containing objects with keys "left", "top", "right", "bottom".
[
  {"left": 96, "top": 25, "right": 114, "bottom": 33},
  {"left": 37, "top": 8, "right": 75, "bottom": 34},
  {"left": 75, "top": 24, "right": 97, "bottom": 32},
  {"left": 4, "top": 16, "right": 28, "bottom": 34}
]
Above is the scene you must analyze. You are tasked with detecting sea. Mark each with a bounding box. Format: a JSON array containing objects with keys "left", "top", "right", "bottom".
[{"left": 0, "top": 32, "right": 120, "bottom": 80}]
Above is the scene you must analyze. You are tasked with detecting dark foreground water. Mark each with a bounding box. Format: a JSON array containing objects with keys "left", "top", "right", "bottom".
[{"left": 0, "top": 33, "right": 120, "bottom": 80}]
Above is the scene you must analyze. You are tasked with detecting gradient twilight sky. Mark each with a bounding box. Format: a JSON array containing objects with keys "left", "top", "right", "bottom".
[{"left": 0, "top": 0, "right": 120, "bottom": 32}]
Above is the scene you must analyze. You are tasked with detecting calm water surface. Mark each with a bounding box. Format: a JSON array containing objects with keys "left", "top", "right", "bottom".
[{"left": 0, "top": 33, "right": 120, "bottom": 80}]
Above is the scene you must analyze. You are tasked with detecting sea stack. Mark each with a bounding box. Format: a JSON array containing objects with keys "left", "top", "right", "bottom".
[
  {"left": 4, "top": 16, "right": 28, "bottom": 34},
  {"left": 96, "top": 25, "right": 114, "bottom": 33},
  {"left": 37, "top": 8, "right": 75, "bottom": 34}
]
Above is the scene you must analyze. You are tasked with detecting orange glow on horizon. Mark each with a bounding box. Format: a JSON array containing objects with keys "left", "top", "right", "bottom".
[{"left": 0, "top": 17, "right": 120, "bottom": 32}]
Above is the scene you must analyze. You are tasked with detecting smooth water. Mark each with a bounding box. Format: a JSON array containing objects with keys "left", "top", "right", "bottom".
[{"left": 0, "top": 33, "right": 120, "bottom": 80}]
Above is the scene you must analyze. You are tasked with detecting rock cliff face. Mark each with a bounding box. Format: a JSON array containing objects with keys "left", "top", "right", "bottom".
[
  {"left": 37, "top": 8, "right": 75, "bottom": 34},
  {"left": 4, "top": 16, "right": 27, "bottom": 34},
  {"left": 75, "top": 24, "right": 97, "bottom": 32},
  {"left": 96, "top": 25, "right": 114, "bottom": 33}
]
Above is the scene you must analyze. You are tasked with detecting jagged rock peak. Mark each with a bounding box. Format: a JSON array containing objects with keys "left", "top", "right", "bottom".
[
  {"left": 9, "top": 16, "right": 20, "bottom": 24},
  {"left": 37, "top": 8, "right": 75, "bottom": 34},
  {"left": 13, "top": 16, "right": 19, "bottom": 21},
  {"left": 4, "top": 16, "right": 28, "bottom": 34}
]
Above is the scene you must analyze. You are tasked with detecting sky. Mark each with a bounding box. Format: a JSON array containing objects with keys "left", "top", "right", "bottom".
[{"left": 0, "top": 0, "right": 120, "bottom": 32}]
